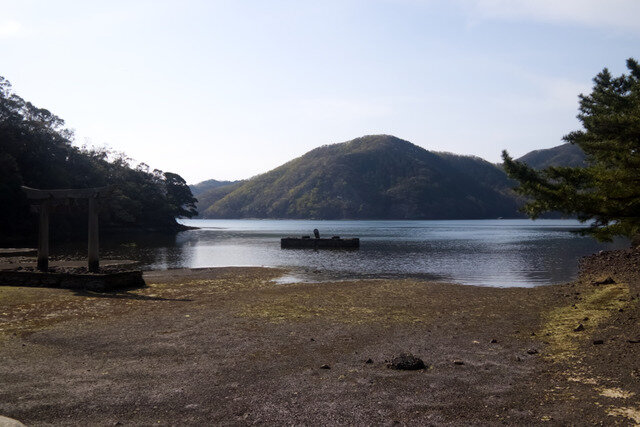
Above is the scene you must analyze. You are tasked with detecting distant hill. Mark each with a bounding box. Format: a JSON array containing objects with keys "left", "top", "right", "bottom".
[
  {"left": 516, "top": 143, "right": 586, "bottom": 169},
  {"left": 189, "top": 179, "right": 240, "bottom": 197},
  {"left": 197, "top": 135, "right": 523, "bottom": 220},
  {"left": 194, "top": 181, "right": 244, "bottom": 215}
]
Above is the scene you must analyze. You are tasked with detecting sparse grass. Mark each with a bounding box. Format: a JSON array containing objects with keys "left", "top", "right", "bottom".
[
  {"left": 239, "top": 280, "right": 439, "bottom": 324},
  {"left": 540, "top": 283, "right": 629, "bottom": 360},
  {"left": 537, "top": 282, "right": 640, "bottom": 425}
]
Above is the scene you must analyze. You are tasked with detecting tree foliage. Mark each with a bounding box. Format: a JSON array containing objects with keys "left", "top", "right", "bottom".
[
  {"left": 0, "top": 76, "right": 197, "bottom": 239},
  {"left": 502, "top": 58, "right": 640, "bottom": 241}
]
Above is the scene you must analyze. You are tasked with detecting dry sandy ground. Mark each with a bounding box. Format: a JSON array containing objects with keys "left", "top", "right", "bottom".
[{"left": 1, "top": 248, "right": 640, "bottom": 425}]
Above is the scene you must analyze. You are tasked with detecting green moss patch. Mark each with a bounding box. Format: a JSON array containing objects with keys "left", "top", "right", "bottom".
[{"left": 540, "top": 283, "right": 629, "bottom": 360}]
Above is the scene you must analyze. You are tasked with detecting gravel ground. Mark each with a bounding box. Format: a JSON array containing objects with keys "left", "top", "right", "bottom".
[{"left": 0, "top": 247, "right": 639, "bottom": 425}]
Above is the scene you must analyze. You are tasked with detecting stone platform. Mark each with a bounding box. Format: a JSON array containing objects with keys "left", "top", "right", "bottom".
[{"left": 0, "top": 259, "right": 144, "bottom": 291}]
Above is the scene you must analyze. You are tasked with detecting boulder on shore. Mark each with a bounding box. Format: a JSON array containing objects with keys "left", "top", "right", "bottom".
[{"left": 388, "top": 353, "right": 426, "bottom": 370}]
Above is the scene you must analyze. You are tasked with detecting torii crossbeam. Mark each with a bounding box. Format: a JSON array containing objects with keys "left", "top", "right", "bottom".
[{"left": 22, "top": 186, "right": 114, "bottom": 273}]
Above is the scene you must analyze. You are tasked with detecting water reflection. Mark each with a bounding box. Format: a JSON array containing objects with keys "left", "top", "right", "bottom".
[{"left": 81, "top": 219, "right": 627, "bottom": 287}]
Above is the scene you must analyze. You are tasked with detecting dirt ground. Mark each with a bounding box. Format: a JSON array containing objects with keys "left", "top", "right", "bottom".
[{"left": 1, "top": 248, "right": 640, "bottom": 425}]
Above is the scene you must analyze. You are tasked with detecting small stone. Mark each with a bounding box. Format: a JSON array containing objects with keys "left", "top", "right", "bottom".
[
  {"left": 527, "top": 348, "right": 538, "bottom": 355},
  {"left": 310, "top": 338, "right": 315, "bottom": 341},
  {"left": 593, "top": 339, "right": 604, "bottom": 345},
  {"left": 583, "top": 317, "right": 589, "bottom": 321},
  {"left": 574, "top": 324, "right": 585, "bottom": 332},
  {"left": 365, "top": 358, "right": 373, "bottom": 364},
  {"left": 388, "top": 353, "right": 426, "bottom": 370},
  {"left": 490, "top": 339, "right": 498, "bottom": 344},
  {"left": 628, "top": 339, "right": 640, "bottom": 344},
  {"left": 320, "top": 364, "right": 331, "bottom": 369},
  {"left": 593, "top": 277, "right": 616, "bottom": 285},
  {"left": 453, "top": 360, "right": 464, "bottom": 365}
]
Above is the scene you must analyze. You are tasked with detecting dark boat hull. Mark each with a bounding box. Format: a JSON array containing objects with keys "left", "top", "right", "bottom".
[{"left": 281, "top": 237, "right": 360, "bottom": 249}]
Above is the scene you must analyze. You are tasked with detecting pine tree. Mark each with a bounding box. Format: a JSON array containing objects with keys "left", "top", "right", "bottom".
[{"left": 502, "top": 58, "right": 640, "bottom": 242}]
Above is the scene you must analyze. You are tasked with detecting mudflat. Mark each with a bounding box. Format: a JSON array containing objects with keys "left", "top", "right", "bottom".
[{"left": 1, "top": 248, "right": 640, "bottom": 425}]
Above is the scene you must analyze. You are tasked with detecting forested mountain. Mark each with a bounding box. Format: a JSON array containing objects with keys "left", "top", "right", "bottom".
[
  {"left": 194, "top": 181, "right": 244, "bottom": 214},
  {"left": 517, "top": 143, "right": 586, "bottom": 169},
  {"left": 0, "top": 76, "right": 197, "bottom": 239},
  {"left": 197, "top": 135, "right": 523, "bottom": 219},
  {"left": 189, "top": 179, "right": 240, "bottom": 197}
]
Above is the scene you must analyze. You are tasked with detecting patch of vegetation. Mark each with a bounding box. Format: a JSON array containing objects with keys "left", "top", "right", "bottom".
[
  {"left": 239, "top": 280, "right": 437, "bottom": 324},
  {"left": 540, "top": 284, "right": 629, "bottom": 360}
]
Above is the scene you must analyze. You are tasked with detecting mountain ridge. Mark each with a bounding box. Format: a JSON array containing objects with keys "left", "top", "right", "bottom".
[
  {"left": 195, "top": 135, "right": 522, "bottom": 219},
  {"left": 517, "top": 143, "right": 586, "bottom": 169}
]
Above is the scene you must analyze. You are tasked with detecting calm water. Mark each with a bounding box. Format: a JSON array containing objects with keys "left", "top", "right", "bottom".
[{"left": 94, "top": 219, "right": 626, "bottom": 288}]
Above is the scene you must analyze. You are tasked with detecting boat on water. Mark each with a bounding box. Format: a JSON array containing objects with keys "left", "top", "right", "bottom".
[{"left": 281, "top": 229, "right": 359, "bottom": 249}]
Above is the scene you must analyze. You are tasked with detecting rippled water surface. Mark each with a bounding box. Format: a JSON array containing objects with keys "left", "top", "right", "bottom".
[{"left": 93, "top": 219, "right": 628, "bottom": 288}]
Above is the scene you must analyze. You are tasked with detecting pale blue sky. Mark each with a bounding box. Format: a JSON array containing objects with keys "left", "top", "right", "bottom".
[{"left": 1, "top": 0, "right": 639, "bottom": 183}]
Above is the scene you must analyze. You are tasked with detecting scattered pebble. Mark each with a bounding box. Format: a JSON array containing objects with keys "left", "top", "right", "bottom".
[
  {"left": 490, "top": 339, "right": 498, "bottom": 344},
  {"left": 527, "top": 349, "right": 539, "bottom": 355},
  {"left": 453, "top": 360, "right": 464, "bottom": 365},
  {"left": 320, "top": 364, "right": 331, "bottom": 369},
  {"left": 593, "top": 339, "right": 604, "bottom": 345},
  {"left": 365, "top": 358, "right": 373, "bottom": 364},
  {"left": 574, "top": 324, "right": 585, "bottom": 332}
]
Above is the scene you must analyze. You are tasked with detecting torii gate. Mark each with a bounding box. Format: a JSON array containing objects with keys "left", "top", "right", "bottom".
[{"left": 22, "top": 186, "right": 113, "bottom": 273}]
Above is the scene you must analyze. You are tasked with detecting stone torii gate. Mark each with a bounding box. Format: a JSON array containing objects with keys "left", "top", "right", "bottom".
[{"left": 22, "top": 186, "right": 113, "bottom": 273}]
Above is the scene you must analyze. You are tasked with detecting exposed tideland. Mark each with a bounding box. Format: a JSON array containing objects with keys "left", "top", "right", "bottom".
[{"left": 1, "top": 248, "right": 639, "bottom": 425}]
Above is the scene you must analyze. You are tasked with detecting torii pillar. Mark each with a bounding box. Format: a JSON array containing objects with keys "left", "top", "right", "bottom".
[{"left": 22, "top": 186, "right": 113, "bottom": 273}]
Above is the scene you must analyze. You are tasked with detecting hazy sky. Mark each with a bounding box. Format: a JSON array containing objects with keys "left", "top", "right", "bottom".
[{"left": 1, "top": 0, "right": 639, "bottom": 183}]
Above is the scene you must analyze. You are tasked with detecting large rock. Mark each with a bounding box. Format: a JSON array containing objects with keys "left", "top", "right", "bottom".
[{"left": 388, "top": 353, "right": 426, "bottom": 370}]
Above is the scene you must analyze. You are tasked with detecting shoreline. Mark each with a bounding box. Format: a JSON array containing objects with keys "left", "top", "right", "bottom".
[{"left": 1, "top": 248, "right": 639, "bottom": 424}]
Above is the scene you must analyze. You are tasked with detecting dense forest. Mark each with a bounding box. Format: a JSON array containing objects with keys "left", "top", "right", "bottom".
[
  {"left": 0, "top": 76, "right": 197, "bottom": 240},
  {"left": 197, "top": 135, "right": 523, "bottom": 219}
]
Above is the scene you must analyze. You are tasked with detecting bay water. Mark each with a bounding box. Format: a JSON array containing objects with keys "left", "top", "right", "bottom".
[{"left": 97, "top": 219, "right": 626, "bottom": 288}]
